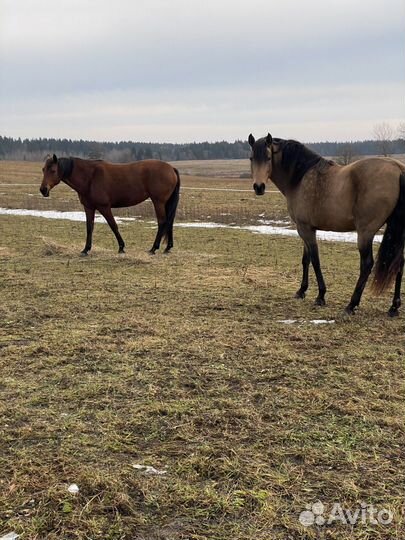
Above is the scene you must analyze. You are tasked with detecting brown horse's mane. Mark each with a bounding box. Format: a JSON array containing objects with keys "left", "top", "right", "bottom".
[
  {"left": 276, "top": 138, "right": 334, "bottom": 186},
  {"left": 57, "top": 157, "right": 74, "bottom": 180}
]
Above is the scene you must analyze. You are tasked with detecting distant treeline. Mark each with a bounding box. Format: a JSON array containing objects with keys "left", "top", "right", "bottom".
[{"left": 0, "top": 136, "right": 404, "bottom": 162}]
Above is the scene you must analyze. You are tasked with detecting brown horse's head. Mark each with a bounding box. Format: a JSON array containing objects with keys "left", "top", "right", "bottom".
[
  {"left": 248, "top": 133, "right": 273, "bottom": 195},
  {"left": 40, "top": 154, "right": 61, "bottom": 197}
]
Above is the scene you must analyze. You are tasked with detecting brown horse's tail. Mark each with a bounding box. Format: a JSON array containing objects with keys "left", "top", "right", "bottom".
[
  {"left": 372, "top": 171, "right": 405, "bottom": 294},
  {"left": 164, "top": 168, "right": 181, "bottom": 242}
]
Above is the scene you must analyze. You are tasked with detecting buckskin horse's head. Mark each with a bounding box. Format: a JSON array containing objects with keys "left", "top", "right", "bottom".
[
  {"left": 248, "top": 133, "right": 273, "bottom": 196},
  {"left": 40, "top": 154, "right": 61, "bottom": 197}
]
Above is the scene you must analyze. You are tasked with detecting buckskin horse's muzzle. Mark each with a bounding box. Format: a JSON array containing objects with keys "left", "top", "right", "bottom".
[
  {"left": 40, "top": 186, "right": 50, "bottom": 197},
  {"left": 253, "top": 182, "right": 265, "bottom": 196}
]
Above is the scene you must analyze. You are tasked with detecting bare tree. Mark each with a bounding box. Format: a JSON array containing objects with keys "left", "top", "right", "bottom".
[
  {"left": 397, "top": 122, "right": 405, "bottom": 151},
  {"left": 373, "top": 122, "right": 393, "bottom": 156},
  {"left": 336, "top": 143, "right": 357, "bottom": 165}
]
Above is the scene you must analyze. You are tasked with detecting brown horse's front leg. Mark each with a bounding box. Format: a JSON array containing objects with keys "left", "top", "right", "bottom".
[
  {"left": 98, "top": 206, "right": 125, "bottom": 253},
  {"left": 82, "top": 206, "right": 95, "bottom": 256}
]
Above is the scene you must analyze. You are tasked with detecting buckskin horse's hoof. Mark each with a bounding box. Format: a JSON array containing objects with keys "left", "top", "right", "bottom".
[
  {"left": 314, "top": 297, "right": 326, "bottom": 307},
  {"left": 388, "top": 307, "right": 399, "bottom": 317},
  {"left": 344, "top": 305, "right": 355, "bottom": 316},
  {"left": 80, "top": 251, "right": 88, "bottom": 257},
  {"left": 295, "top": 290, "right": 306, "bottom": 299}
]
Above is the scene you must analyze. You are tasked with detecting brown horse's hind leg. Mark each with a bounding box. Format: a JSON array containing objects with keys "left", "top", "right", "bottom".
[
  {"left": 82, "top": 206, "right": 95, "bottom": 256},
  {"left": 150, "top": 201, "right": 167, "bottom": 254},
  {"left": 295, "top": 245, "right": 310, "bottom": 299},
  {"left": 164, "top": 225, "right": 174, "bottom": 254},
  {"left": 98, "top": 206, "right": 125, "bottom": 253},
  {"left": 345, "top": 237, "right": 374, "bottom": 315},
  {"left": 388, "top": 255, "right": 404, "bottom": 317}
]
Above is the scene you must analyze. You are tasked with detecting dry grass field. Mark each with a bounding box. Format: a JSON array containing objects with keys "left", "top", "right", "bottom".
[{"left": 0, "top": 159, "right": 404, "bottom": 540}]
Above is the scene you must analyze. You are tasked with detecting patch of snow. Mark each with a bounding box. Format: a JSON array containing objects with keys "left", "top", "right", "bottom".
[
  {"left": 279, "top": 319, "right": 336, "bottom": 325},
  {"left": 132, "top": 464, "right": 167, "bottom": 475},
  {"left": 0, "top": 208, "right": 136, "bottom": 225},
  {"left": 0, "top": 209, "right": 384, "bottom": 245}
]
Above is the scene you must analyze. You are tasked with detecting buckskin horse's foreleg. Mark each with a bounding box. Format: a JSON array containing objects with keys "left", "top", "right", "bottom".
[
  {"left": 297, "top": 224, "right": 327, "bottom": 306},
  {"left": 295, "top": 245, "right": 310, "bottom": 299},
  {"left": 98, "top": 206, "right": 125, "bottom": 253},
  {"left": 81, "top": 206, "right": 95, "bottom": 256}
]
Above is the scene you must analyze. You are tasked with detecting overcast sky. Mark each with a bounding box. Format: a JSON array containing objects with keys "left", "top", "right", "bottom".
[{"left": 0, "top": 0, "right": 403, "bottom": 143}]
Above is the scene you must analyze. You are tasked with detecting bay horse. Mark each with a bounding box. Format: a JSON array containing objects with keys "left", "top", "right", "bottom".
[
  {"left": 40, "top": 155, "right": 180, "bottom": 255},
  {"left": 248, "top": 133, "right": 405, "bottom": 316}
]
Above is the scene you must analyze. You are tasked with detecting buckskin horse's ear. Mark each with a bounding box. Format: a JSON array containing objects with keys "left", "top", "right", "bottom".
[
  {"left": 248, "top": 134, "right": 255, "bottom": 147},
  {"left": 265, "top": 133, "right": 273, "bottom": 146},
  {"left": 52, "top": 154, "right": 58, "bottom": 163}
]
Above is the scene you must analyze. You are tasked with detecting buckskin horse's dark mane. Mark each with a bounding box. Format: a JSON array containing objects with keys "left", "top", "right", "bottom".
[
  {"left": 253, "top": 137, "right": 333, "bottom": 187},
  {"left": 277, "top": 138, "right": 333, "bottom": 186}
]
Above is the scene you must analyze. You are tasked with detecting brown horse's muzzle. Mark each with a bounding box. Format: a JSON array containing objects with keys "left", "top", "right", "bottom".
[
  {"left": 253, "top": 182, "right": 265, "bottom": 196},
  {"left": 40, "top": 186, "right": 50, "bottom": 197}
]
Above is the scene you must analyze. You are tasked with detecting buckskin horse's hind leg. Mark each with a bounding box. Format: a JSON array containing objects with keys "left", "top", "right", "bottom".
[
  {"left": 345, "top": 236, "right": 374, "bottom": 315},
  {"left": 388, "top": 255, "right": 404, "bottom": 317},
  {"left": 98, "top": 206, "right": 125, "bottom": 253}
]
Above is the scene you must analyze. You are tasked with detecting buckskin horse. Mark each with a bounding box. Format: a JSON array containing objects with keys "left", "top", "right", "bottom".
[
  {"left": 40, "top": 155, "right": 180, "bottom": 255},
  {"left": 248, "top": 133, "right": 405, "bottom": 316}
]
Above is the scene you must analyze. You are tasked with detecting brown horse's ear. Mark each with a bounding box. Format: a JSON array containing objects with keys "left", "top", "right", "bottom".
[
  {"left": 248, "top": 134, "right": 255, "bottom": 147},
  {"left": 265, "top": 133, "right": 273, "bottom": 146},
  {"left": 52, "top": 154, "right": 58, "bottom": 163}
]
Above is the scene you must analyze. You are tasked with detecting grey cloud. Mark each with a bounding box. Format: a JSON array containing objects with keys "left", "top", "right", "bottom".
[{"left": 0, "top": 0, "right": 404, "bottom": 141}]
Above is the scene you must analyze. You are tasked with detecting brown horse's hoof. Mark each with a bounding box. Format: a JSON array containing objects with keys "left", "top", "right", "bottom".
[
  {"left": 388, "top": 307, "right": 399, "bottom": 317},
  {"left": 118, "top": 250, "right": 125, "bottom": 255},
  {"left": 295, "top": 290, "right": 306, "bottom": 299},
  {"left": 80, "top": 251, "right": 89, "bottom": 257},
  {"left": 149, "top": 249, "right": 156, "bottom": 255},
  {"left": 344, "top": 306, "right": 355, "bottom": 316}
]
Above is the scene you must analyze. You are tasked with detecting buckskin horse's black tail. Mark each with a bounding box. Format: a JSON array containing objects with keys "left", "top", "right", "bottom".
[
  {"left": 164, "top": 168, "right": 180, "bottom": 244},
  {"left": 372, "top": 172, "right": 405, "bottom": 294}
]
